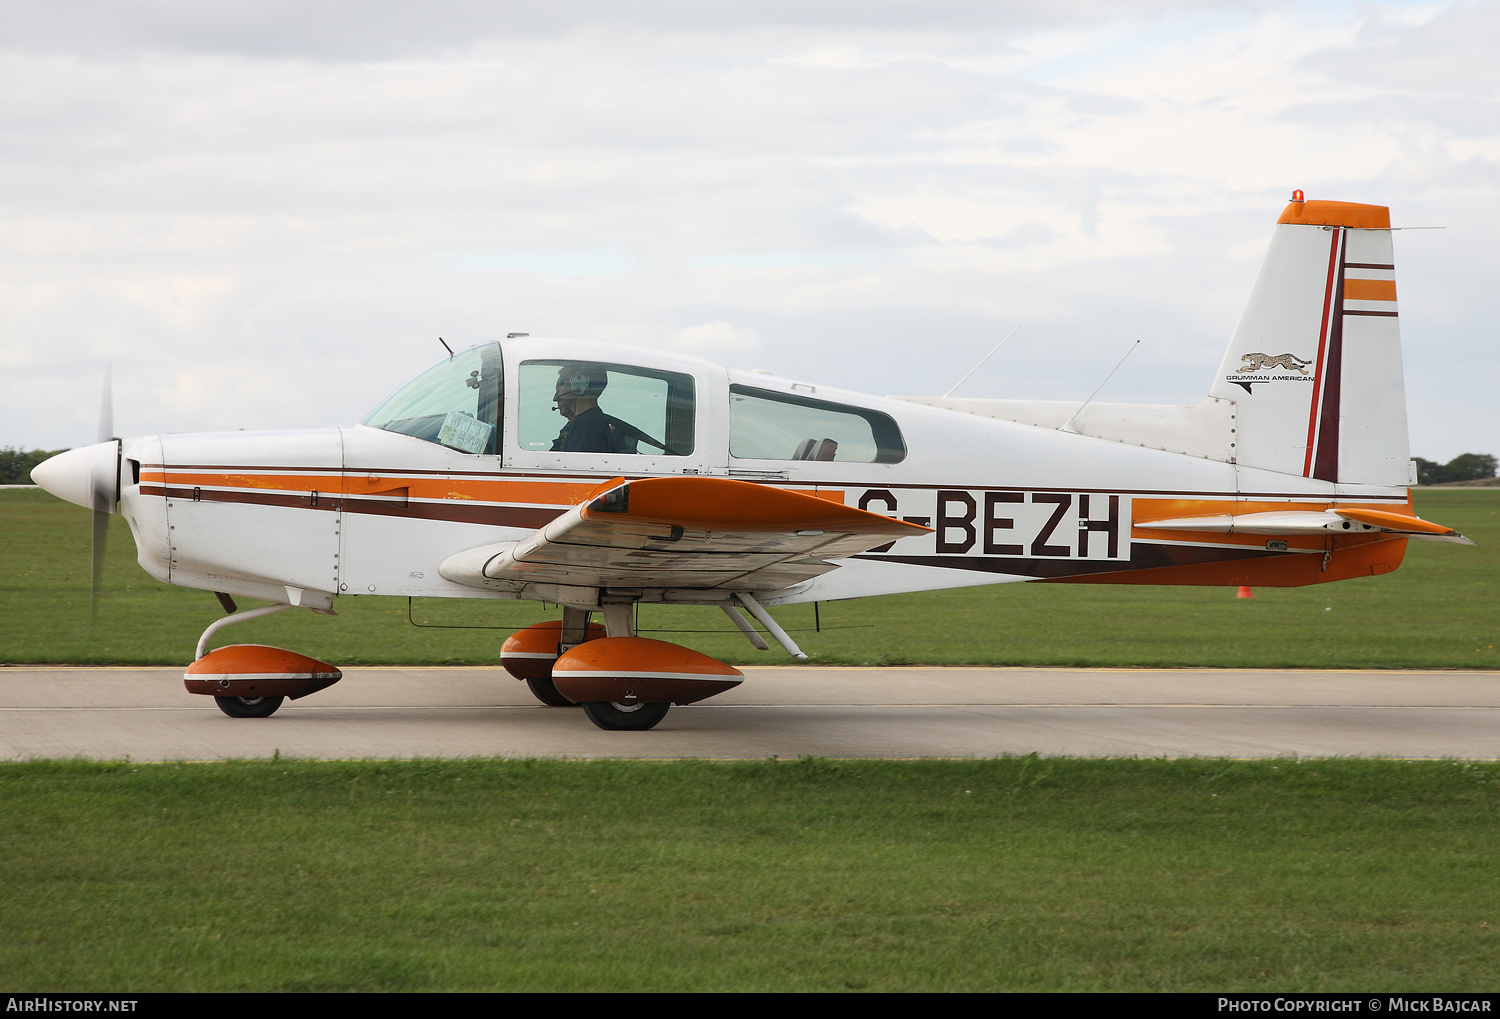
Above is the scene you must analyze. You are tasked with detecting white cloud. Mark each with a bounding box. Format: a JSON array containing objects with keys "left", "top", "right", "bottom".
[
  {"left": 660, "top": 320, "right": 762, "bottom": 355},
  {"left": 0, "top": 0, "right": 1493, "bottom": 461}
]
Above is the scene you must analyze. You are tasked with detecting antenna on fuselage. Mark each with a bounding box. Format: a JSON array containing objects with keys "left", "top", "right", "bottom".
[
  {"left": 438, "top": 336, "right": 455, "bottom": 359},
  {"left": 942, "top": 324, "right": 1021, "bottom": 398},
  {"left": 1061, "top": 339, "right": 1140, "bottom": 434}
]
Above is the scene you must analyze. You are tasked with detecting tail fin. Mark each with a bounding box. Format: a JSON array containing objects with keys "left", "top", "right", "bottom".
[{"left": 1209, "top": 198, "right": 1411, "bottom": 486}]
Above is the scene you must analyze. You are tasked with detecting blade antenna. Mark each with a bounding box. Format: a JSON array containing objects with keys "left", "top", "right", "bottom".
[
  {"left": 942, "top": 325, "right": 1021, "bottom": 398},
  {"left": 1062, "top": 339, "right": 1140, "bottom": 434}
]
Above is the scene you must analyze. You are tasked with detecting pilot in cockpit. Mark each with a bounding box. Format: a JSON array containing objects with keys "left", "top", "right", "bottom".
[{"left": 550, "top": 364, "right": 640, "bottom": 454}]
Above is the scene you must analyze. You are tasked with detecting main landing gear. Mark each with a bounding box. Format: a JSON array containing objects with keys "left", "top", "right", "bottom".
[
  {"left": 500, "top": 604, "right": 747, "bottom": 731},
  {"left": 525, "top": 677, "right": 576, "bottom": 707},
  {"left": 501, "top": 610, "right": 606, "bottom": 707},
  {"left": 581, "top": 700, "right": 672, "bottom": 731}
]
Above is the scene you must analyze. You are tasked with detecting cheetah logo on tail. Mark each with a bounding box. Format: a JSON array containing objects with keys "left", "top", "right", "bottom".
[{"left": 1235, "top": 352, "right": 1312, "bottom": 374}]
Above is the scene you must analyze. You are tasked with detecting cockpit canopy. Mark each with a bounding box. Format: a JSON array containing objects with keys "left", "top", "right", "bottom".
[{"left": 363, "top": 339, "right": 905, "bottom": 465}]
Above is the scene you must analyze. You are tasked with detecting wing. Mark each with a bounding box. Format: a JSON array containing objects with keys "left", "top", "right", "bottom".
[{"left": 439, "top": 476, "right": 932, "bottom": 595}]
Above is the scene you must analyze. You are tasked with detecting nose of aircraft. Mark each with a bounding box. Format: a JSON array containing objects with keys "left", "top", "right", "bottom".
[{"left": 30, "top": 441, "right": 120, "bottom": 513}]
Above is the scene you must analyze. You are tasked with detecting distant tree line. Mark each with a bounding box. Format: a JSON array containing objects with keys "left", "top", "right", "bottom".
[
  {"left": 1414, "top": 453, "right": 1497, "bottom": 486},
  {"left": 0, "top": 446, "right": 69, "bottom": 485}
]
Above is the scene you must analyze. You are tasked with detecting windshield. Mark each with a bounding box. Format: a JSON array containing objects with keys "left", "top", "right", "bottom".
[{"left": 362, "top": 343, "right": 502, "bottom": 454}]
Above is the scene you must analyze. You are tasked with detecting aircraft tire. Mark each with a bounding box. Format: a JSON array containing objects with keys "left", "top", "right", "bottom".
[
  {"left": 214, "top": 695, "right": 285, "bottom": 718},
  {"left": 525, "top": 677, "right": 578, "bottom": 707},
  {"left": 581, "top": 701, "right": 670, "bottom": 731}
]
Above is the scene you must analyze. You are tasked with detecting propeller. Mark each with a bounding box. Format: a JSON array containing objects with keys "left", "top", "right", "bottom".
[
  {"left": 90, "top": 362, "right": 119, "bottom": 618},
  {"left": 29, "top": 364, "right": 120, "bottom": 619}
]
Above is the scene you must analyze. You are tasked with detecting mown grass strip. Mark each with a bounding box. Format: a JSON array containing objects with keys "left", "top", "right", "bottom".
[
  {"left": 2, "top": 757, "right": 1497, "bottom": 992},
  {"left": 2, "top": 489, "right": 1496, "bottom": 669}
]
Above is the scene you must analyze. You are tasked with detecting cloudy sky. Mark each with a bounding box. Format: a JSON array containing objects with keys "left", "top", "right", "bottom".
[{"left": 2, "top": 0, "right": 1494, "bottom": 461}]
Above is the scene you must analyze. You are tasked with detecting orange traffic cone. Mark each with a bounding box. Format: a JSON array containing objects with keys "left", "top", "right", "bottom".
[{"left": 1236, "top": 586, "right": 1255, "bottom": 599}]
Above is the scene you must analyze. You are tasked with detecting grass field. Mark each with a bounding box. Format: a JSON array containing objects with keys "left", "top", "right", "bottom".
[
  {"left": 2, "top": 757, "right": 1497, "bottom": 992},
  {"left": 1, "top": 487, "right": 1495, "bottom": 669},
  {"left": 3, "top": 489, "right": 1496, "bottom": 992}
]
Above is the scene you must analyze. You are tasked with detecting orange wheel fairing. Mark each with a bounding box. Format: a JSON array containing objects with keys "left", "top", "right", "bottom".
[
  {"left": 551, "top": 636, "right": 744, "bottom": 705},
  {"left": 500, "top": 620, "right": 607, "bottom": 681},
  {"left": 184, "top": 644, "right": 342, "bottom": 700}
]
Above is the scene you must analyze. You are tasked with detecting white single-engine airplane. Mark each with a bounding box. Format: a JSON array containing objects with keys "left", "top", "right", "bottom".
[{"left": 32, "top": 195, "right": 1473, "bottom": 730}]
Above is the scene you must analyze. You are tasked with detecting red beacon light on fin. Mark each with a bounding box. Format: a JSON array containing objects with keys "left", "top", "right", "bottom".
[{"left": 1291, "top": 189, "right": 1305, "bottom": 202}]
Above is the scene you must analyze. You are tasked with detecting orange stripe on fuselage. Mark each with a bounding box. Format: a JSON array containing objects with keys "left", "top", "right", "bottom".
[
  {"left": 146, "top": 470, "right": 605, "bottom": 507},
  {"left": 140, "top": 469, "right": 855, "bottom": 510}
]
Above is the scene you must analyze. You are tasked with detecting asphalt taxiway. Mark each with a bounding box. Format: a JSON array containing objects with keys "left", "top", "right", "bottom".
[{"left": 2, "top": 666, "right": 1496, "bottom": 761}]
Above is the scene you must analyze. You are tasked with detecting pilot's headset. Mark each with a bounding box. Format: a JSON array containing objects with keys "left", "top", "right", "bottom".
[
  {"left": 553, "top": 365, "right": 608, "bottom": 411},
  {"left": 558, "top": 365, "right": 607, "bottom": 399}
]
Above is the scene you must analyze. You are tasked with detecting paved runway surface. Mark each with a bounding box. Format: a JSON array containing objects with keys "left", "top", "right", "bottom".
[{"left": 3, "top": 666, "right": 1497, "bottom": 761}]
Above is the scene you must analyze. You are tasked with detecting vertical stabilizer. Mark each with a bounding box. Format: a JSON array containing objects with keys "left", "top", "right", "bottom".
[{"left": 1210, "top": 199, "right": 1409, "bottom": 486}]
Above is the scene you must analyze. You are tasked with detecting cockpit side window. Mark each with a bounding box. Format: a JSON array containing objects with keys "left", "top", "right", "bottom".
[
  {"left": 729, "top": 385, "right": 906, "bottom": 463},
  {"left": 518, "top": 360, "right": 695, "bottom": 456},
  {"left": 362, "top": 344, "right": 502, "bottom": 454}
]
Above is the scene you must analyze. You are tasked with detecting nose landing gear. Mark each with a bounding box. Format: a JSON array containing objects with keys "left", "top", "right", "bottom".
[{"left": 185, "top": 644, "right": 342, "bottom": 718}]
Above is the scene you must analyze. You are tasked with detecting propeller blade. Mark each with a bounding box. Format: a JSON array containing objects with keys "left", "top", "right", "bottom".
[
  {"left": 90, "top": 363, "right": 118, "bottom": 619},
  {"left": 97, "top": 360, "right": 113, "bottom": 444},
  {"left": 91, "top": 492, "right": 109, "bottom": 620}
]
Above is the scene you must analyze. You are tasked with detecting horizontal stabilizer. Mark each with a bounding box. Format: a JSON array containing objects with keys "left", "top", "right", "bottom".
[{"left": 1137, "top": 508, "right": 1472, "bottom": 543}]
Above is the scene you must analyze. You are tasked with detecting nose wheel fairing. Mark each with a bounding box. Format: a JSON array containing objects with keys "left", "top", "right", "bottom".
[{"left": 184, "top": 644, "right": 343, "bottom": 716}]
